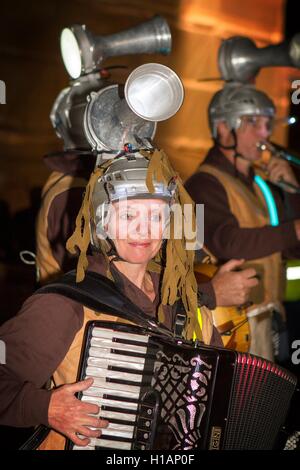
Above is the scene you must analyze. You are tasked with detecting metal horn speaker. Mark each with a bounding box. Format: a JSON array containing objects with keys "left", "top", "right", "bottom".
[
  {"left": 60, "top": 15, "right": 171, "bottom": 79},
  {"left": 124, "top": 63, "right": 184, "bottom": 121},
  {"left": 218, "top": 34, "right": 300, "bottom": 83}
]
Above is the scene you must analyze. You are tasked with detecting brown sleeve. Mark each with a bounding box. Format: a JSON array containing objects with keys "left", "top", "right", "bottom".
[
  {"left": 280, "top": 191, "right": 300, "bottom": 258},
  {"left": 198, "top": 281, "right": 216, "bottom": 310},
  {"left": 210, "top": 326, "right": 223, "bottom": 348},
  {"left": 281, "top": 190, "right": 300, "bottom": 220},
  {"left": 185, "top": 172, "right": 300, "bottom": 262},
  {"left": 0, "top": 293, "right": 83, "bottom": 427},
  {"left": 47, "top": 187, "right": 86, "bottom": 272}
]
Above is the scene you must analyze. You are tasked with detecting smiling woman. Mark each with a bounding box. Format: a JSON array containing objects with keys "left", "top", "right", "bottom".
[
  {"left": 67, "top": 149, "right": 200, "bottom": 328},
  {"left": 108, "top": 198, "right": 168, "bottom": 265},
  {"left": 0, "top": 147, "right": 221, "bottom": 450}
]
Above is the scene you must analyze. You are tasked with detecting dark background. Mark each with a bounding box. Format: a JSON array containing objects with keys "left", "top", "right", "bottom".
[{"left": 0, "top": 0, "right": 299, "bottom": 449}]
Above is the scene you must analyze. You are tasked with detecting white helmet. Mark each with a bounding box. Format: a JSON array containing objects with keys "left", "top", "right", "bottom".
[{"left": 90, "top": 152, "right": 177, "bottom": 244}]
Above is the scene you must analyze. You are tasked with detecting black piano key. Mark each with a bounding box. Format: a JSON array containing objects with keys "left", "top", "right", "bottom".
[
  {"left": 111, "top": 348, "right": 156, "bottom": 359},
  {"left": 97, "top": 434, "right": 134, "bottom": 443},
  {"left": 103, "top": 393, "right": 139, "bottom": 404},
  {"left": 95, "top": 445, "right": 132, "bottom": 450},
  {"left": 107, "top": 365, "right": 153, "bottom": 375},
  {"left": 111, "top": 337, "right": 150, "bottom": 347},
  {"left": 101, "top": 405, "right": 138, "bottom": 415},
  {"left": 106, "top": 377, "right": 152, "bottom": 387},
  {"left": 103, "top": 417, "right": 137, "bottom": 426}
]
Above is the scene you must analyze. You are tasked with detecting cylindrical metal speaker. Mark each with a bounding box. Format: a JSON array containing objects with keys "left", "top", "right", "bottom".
[
  {"left": 124, "top": 63, "right": 184, "bottom": 121},
  {"left": 83, "top": 84, "right": 156, "bottom": 151},
  {"left": 61, "top": 16, "right": 171, "bottom": 79},
  {"left": 218, "top": 35, "right": 300, "bottom": 83}
]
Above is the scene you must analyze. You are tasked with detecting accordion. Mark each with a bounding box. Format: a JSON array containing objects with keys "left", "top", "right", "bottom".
[{"left": 66, "top": 321, "right": 297, "bottom": 450}]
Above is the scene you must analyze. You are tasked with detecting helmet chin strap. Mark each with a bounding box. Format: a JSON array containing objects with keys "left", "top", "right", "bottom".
[
  {"left": 105, "top": 237, "right": 127, "bottom": 263},
  {"left": 215, "top": 129, "right": 244, "bottom": 177},
  {"left": 230, "top": 129, "right": 245, "bottom": 177},
  {"left": 214, "top": 136, "right": 236, "bottom": 151}
]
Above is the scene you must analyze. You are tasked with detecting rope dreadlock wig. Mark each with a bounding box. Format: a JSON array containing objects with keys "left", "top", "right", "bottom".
[{"left": 66, "top": 149, "right": 202, "bottom": 340}]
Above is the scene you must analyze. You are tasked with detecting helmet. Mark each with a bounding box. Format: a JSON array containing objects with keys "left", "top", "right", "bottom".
[
  {"left": 90, "top": 151, "right": 177, "bottom": 243},
  {"left": 208, "top": 82, "right": 276, "bottom": 138}
]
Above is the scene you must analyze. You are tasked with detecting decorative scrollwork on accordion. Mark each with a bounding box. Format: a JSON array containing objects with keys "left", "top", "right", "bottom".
[{"left": 152, "top": 353, "right": 212, "bottom": 449}]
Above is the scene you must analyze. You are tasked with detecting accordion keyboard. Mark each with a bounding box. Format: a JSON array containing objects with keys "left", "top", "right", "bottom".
[{"left": 73, "top": 325, "right": 157, "bottom": 450}]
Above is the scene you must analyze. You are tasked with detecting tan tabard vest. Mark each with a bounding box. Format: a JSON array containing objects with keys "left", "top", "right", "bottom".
[
  {"left": 198, "top": 164, "right": 286, "bottom": 360},
  {"left": 198, "top": 164, "right": 285, "bottom": 305},
  {"left": 38, "top": 304, "right": 214, "bottom": 450},
  {"left": 35, "top": 171, "right": 87, "bottom": 284}
]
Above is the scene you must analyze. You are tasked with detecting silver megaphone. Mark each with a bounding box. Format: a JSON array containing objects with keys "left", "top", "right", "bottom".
[
  {"left": 60, "top": 15, "right": 171, "bottom": 79},
  {"left": 218, "top": 34, "right": 300, "bottom": 83}
]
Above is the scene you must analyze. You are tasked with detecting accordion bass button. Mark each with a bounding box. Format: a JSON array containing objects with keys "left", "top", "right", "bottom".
[{"left": 136, "top": 429, "right": 151, "bottom": 442}]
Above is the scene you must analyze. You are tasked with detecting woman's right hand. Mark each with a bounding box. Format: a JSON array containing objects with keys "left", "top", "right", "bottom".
[
  {"left": 212, "top": 259, "right": 258, "bottom": 307},
  {"left": 48, "top": 377, "right": 108, "bottom": 447}
]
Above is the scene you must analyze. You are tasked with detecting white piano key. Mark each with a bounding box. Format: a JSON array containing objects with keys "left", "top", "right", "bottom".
[
  {"left": 101, "top": 427, "right": 134, "bottom": 439},
  {"left": 90, "top": 438, "right": 132, "bottom": 450},
  {"left": 71, "top": 422, "right": 136, "bottom": 450},
  {"left": 90, "top": 337, "right": 148, "bottom": 354},
  {"left": 81, "top": 395, "right": 138, "bottom": 411},
  {"left": 89, "top": 343, "right": 147, "bottom": 360},
  {"left": 74, "top": 424, "right": 134, "bottom": 441},
  {"left": 83, "top": 385, "right": 140, "bottom": 400},
  {"left": 81, "top": 395, "right": 102, "bottom": 407},
  {"left": 81, "top": 396, "right": 137, "bottom": 421},
  {"left": 107, "top": 422, "right": 134, "bottom": 433},
  {"left": 85, "top": 376, "right": 140, "bottom": 395},
  {"left": 86, "top": 366, "right": 143, "bottom": 383},
  {"left": 73, "top": 445, "right": 95, "bottom": 450},
  {"left": 92, "top": 328, "right": 149, "bottom": 344},
  {"left": 99, "top": 409, "right": 136, "bottom": 422},
  {"left": 87, "top": 356, "right": 145, "bottom": 371}
]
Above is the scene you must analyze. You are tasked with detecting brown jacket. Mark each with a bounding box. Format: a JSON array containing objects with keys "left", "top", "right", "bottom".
[
  {"left": 185, "top": 146, "right": 300, "bottom": 263},
  {"left": 0, "top": 253, "right": 222, "bottom": 431},
  {"left": 185, "top": 146, "right": 300, "bottom": 361}
]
